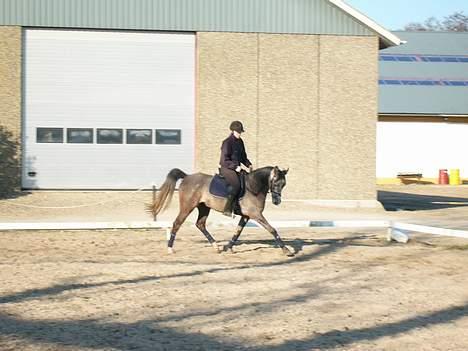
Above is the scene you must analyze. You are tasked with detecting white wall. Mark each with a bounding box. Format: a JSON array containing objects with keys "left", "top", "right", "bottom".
[{"left": 377, "top": 121, "right": 468, "bottom": 178}]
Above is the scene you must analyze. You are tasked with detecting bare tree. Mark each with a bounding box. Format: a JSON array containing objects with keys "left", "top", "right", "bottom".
[
  {"left": 403, "top": 11, "right": 467, "bottom": 31},
  {"left": 442, "top": 11, "right": 468, "bottom": 31}
]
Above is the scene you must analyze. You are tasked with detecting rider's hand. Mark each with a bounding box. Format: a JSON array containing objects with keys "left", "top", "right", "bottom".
[
  {"left": 235, "top": 166, "right": 242, "bottom": 173},
  {"left": 240, "top": 164, "right": 250, "bottom": 173}
]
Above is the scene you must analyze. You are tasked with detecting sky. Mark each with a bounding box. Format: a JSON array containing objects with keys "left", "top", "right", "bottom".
[{"left": 345, "top": 0, "right": 468, "bottom": 31}]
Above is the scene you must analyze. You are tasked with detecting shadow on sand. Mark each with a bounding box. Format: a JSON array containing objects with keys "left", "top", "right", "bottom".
[
  {"left": 0, "top": 233, "right": 387, "bottom": 306},
  {"left": 378, "top": 190, "right": 468, "bottom": 211},
  {"left": 0, "top": 300, "right": 467, "bottom": 350}
]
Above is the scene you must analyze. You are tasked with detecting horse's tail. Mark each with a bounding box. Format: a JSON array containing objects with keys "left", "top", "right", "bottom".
[{"left": 147, "top": 168, "right": 187, "bottom": 218}]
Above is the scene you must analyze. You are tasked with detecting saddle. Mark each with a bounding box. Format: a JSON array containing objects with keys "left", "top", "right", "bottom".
[{"left": 209, "top": 173, "right": 246, "bottom": 199}]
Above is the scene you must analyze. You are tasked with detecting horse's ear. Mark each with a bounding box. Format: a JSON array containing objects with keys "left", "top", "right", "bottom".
[
  {"left": 273, "top": 166, "right": 279, "bottom": 176},
  {"left": 282, "top": 167, "right": 289, "bottom": 175}
]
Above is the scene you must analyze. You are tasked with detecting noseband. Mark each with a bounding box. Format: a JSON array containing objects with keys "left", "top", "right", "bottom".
[
  {"left": 271, "top": 190, "right": 281, "bottom": 197},
  {"left": 269, "top": 175, "right": 281, "bottom": 197}
]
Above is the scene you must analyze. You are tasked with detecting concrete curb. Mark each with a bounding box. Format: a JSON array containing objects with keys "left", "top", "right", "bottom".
[{"left": 1, "top": 220, "right": 468, "bottom": 241}]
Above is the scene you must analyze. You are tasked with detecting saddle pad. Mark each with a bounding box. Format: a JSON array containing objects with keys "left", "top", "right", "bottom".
[{"left": 209, "top": 174, "right": 230, "bottom": 198}]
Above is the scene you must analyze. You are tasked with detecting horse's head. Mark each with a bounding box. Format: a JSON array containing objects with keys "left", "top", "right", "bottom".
[{"left": 270, "top": 166, "right": 289, "bottom": 205}]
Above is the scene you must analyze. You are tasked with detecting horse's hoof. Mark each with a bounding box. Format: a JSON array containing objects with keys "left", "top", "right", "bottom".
[
  {"left": 222, "top": 245, "right": 234, "bottom": 254},
  {"left": 212, "top": 242, "right": 222, "bottom": 253},
  {"left": 283, "top": 248, "right": 295, "bottom": 257},
  {"left": 167, "top": 247, "right": 175, "bottom": 254}
]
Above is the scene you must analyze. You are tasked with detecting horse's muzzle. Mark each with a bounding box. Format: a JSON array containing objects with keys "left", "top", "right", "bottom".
[{"left": 272, "top": 194, "right": 282, "bottom": 205}]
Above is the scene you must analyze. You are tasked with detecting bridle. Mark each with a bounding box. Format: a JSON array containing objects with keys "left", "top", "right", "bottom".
[
  {"left": 269, "top": 173, "right": 281, "bottom": 197},
  {"left": 271, "top": 189, "right": 281, "bottom": 197}
]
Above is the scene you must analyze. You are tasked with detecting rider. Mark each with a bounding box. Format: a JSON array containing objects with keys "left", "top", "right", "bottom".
[{"left": 219, "top": 120, "right": 252, "bottom": 216}]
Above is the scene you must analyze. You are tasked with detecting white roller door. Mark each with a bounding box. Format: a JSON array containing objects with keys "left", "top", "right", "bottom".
[{"left": 22, "top": 29, "right": 195, "bottom": 189}]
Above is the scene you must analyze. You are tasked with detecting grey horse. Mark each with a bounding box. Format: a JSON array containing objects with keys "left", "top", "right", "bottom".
[{"left": 148, "top": 166, "right": 293, "bottom": 256}]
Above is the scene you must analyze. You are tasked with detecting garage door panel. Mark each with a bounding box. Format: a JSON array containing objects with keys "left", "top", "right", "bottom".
[
  {"left": 23, "top": 29, "right": 195, "bottom": 189},
  {"left": 25, "top": 146, "right": 193, "bottom": 189},
  {"left": 26, "top": 106, "right": 194, "bottom": 127}
]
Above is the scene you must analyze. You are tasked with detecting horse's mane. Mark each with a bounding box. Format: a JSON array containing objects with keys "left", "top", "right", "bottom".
[{"left": 246, "top": 166, "right": 273, "bottom": 195}]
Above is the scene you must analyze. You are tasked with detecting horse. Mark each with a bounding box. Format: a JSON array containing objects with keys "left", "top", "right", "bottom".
[{"left": 148, "top": 166, "right": 294, "bottom": 256}]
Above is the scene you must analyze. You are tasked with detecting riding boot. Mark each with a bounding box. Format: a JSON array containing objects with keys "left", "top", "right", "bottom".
[{"left": 223, "top": 194, "right": 235, "bottom": 217}]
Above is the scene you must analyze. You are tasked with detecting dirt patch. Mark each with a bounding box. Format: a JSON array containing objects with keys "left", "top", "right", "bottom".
[{"left": 1, "top": 227, "right": 468, "bottom": 350}]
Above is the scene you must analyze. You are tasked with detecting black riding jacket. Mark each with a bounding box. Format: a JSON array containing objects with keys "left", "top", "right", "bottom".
[{"left": 219, "top": 133, "right": 252, "bottom": 170}]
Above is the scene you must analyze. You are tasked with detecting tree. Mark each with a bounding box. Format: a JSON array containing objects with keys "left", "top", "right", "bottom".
[
  {"left": 442, "top": 11, "right": 468, "bottom": 31},
  {"left": 404, "top": 11, "right": 468, "bottom": 31}
]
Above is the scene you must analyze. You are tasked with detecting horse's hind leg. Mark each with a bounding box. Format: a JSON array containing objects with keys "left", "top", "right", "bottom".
[
  {"left": 224, "top": 216, "right": 249, "bottom": 253},
  {"left": 196, "top": 204, "right": 220, "bottom": 252},
  {"left": 167, "top": 207, "right": 193, "bottom": 254}
]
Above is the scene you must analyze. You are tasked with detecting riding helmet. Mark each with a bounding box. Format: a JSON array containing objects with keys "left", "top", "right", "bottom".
[{"left": 229, "top": 120, "right": 245, "bottom": 133}]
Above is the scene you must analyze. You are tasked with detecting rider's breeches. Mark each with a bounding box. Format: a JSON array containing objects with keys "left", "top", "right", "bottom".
[{"left": 220, "top": 167, "right": 240, "bottom": 196}]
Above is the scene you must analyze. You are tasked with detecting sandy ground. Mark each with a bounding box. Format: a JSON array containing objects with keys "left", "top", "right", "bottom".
[{"left": 1, "top": 227, "right": 468, "bottom": 350}]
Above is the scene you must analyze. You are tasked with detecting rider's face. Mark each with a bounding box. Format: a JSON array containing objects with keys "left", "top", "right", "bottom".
[{"left": 233, "top": 131, "right": 242, "bottom": 138}]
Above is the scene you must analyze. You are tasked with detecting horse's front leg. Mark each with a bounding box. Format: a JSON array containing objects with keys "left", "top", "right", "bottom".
[
  {"left": 254, "top": 215, "right": 294, "bottom": 257},
  {"left": 224, "top": 216, "right": 249, "bottom": 253}
]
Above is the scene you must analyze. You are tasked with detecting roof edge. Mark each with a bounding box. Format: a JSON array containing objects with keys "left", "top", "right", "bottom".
[
  {"left": 328, "top": 0, "right": 404, "bottom": 48},
  {"left": 379, "top": 113, "right": 468, "bottom": 118}
]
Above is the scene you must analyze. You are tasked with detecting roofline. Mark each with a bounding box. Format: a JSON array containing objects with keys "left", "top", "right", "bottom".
[
  {"left": 379, "top": 113, "right": 468, "bottom": 118},
  {"left": 328, "top": 0, "right": 404, "bottom": 48},
  {"left": 392, "top": 30, "right": 468, "bottom": 35}
]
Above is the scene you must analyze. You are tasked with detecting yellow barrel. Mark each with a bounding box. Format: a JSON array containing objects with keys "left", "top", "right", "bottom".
[{"left": 449, "top": 169, "right": 461, "bottom": 185}]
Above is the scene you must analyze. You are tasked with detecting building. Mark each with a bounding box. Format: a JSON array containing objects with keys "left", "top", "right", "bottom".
[
  {"left": 0, "top": 0, "right": 401, "bottom": 204},
  {"left": 378, "top": 31, "right": 468, "bottom": 184}
]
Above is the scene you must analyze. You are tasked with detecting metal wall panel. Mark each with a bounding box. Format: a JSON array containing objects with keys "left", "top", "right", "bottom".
[
  {"left": 0, "top": 0, "right": 373, "bottom": 36},
  {"left": 379, "top": 86, "right": 468, "bottom": 115},
  {"left": 383, "top": 31, "right": 468, "bottom": 56},
  {"left": 379, "top": 31, "right": 468, "bottom": 115}
]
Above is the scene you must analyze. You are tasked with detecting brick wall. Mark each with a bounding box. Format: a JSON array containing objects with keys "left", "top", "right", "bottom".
[
  {"left": 197, "top": 32, "right": 378, "bottom": 200},
  {"left": 318, "top": 36, "right": 378, "bottom": 199},
  {"left": 196, "top": 32, "right": 258, "bottom": 173}
]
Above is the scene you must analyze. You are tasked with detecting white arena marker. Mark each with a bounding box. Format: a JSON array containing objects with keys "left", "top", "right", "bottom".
[
  {"left": 387, "top": 227, "right": 410, "bottom": 243},
  {"left": 1, "top": 220, "right": 468, "bottom": 243},
  {"left": 0, "top": 221, "right": 172, "bottom": 231},
  {"left": 392, "top": 222, "right": 468, "bottom": 240},
  {"left": 270, "top": 220, "right": 312, "bottom": 228},
  {"left": 249, "top": 220, "right": 390, "bottom": 229},
  {"left": 325, "top": 220, "right": 389, "bottom": 228}
]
